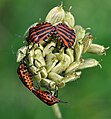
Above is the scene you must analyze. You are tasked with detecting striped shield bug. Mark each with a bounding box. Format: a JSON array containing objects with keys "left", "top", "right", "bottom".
[
  {"left": 26, "top": 22, "right": 55, "bottom": 44},
  {"left": 55, "top": 23, "right": 76, "bottom": 48}
]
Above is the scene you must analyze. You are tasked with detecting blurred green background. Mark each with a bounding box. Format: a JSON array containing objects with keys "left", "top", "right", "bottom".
[{"left": 0, "top": 0, "right": 111, "bottom": 119}]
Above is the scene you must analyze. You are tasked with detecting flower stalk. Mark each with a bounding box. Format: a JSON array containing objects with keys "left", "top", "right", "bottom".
[{"left": 52, "top": 104, "right": 62, "bottom": 119}]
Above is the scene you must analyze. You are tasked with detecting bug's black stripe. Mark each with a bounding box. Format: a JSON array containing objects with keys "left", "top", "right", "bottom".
[
  {"left": 58, "top": 35, "right": 70, "bottom": 47},
  {"left": 57, "top": 28, "right": 74, "bottom": 42},
  {"left": 28, "top": 24, "right": 54, "bottom": 42},
  {"left": 29, "top": 23, "right": 53, "bottom": 35},
  {"left": 36, "top": 25, "right": 53, "bottom": 32},
  {"left": 58, "top": 32, "right": 69, "bottom": 43},
  {"left": 36, "top": 23, "right": 53, "bottom": 31},
  {"left": 57, "top": 29, "right": 75, "bottom": 45},
  {"left": 31, "top": 35, "right": 38, "bottom": 42},
  {"left": 57, "top": 24, "right": 75, "bottom": 36},
  {"left": 57, "top": 26, "right": 75, "bottom": 39},
  {"left": 29, "top": 30, "right": 51, "bottom": 43},
  {"left": 38, "top": 29, "right": 51, "bottom": 38},
  {"left": 58, "top": 26, "right": 75, "bottom": 38},
  {"left": 29, "top": 31, "right": 36, "bottom": 38},
  {"left": 29, "top": 27, "right": 37, "bottom": 35},
  {"left": 32, "top": 29, "right": 51, "bottom": 43},
  {"left": 30, "top": 33, "right": 37, "bottom": 40},
  {"left": 56, "top": 24, "right": 71, "bottom": 33},
  {"left": 36, "top": 26, "right": 54, "bottom": 35}
]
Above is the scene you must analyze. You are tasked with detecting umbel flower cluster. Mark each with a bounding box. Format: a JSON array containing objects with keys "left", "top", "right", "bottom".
[{"left": 17, "top": 5, "right": 108, "bottom": 96}]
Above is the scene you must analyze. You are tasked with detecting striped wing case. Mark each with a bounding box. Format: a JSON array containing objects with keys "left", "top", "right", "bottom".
[
  {"left": 55, "top": 23, "right": 76, "bottom": 48},
  {"left": 26, "top": 22, "right": 55, "bottom": 43}
]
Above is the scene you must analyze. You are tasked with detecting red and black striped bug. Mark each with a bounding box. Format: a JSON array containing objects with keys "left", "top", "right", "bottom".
[
  {"left": 17, "top": 60, "right": 65, "bottom": 106},
  {"left": 32, "top": 88, "right": 66, "bottom": 106},
  {"left": 17, "top": 60, "right": 34, "bottom": 91},
  {"left": 26, "top": 22, "right": 76, "bottom": 48},
  {"left": 55, "top": 23, "right": 76, "bottom": 48},
  {"left": 26, "top": 22, "right": 55, "bottom": 44}
]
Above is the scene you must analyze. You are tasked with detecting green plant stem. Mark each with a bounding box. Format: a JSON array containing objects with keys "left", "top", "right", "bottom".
[{"left": 52, "top": 104, "right": 62, "bottom": 119}]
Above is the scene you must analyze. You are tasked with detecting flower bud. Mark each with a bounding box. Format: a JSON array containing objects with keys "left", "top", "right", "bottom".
[
  {"left": 48, "top": 72, "right": 63, "bottom": 83},
  {"left": 66, "top": 48, "right": 74, "bottom": 62},
  {"left": 34, "top": 60, "right": 41, "bottom": 68},
  {"left": 41, "top": 78, "right": 57, "bottom": 90},
  {"left": 74, "top": 25, "right": 86, "bottom": 41},
  {"left": 43, "top": 42, "right": 56, "bottom": 57},
  {"left": 34, "top": 72, "right": 41, "bottom": 82},
  {"left": 40, "top": 67, "right": 47, "bottom": 78},
  {"left": 46, "top": 53, "right": 58, "bottom": 73},
  {"left": 65, "top": 61, "right": 80, "bottom": 74},
  {"left": 29, "top": 65, "right": 39, "bottom": 74},
  {"left": 16, "top": 46, "right": 28, "bottom": 62},
  {"left": 78, "top": 58, "right": 101, "bottom": 70},
  {"left": 74, "top": 41, "right": 83, "bottom": 61},
  {"left": 45, "top": 5, "right": 65, "bottom": 25},
  {"left": 28, "top": 49, "right": 34, "bottom": 65},
  {"left": 55, "top": 48, "right": 64, "bottom": 61},
  {"left": 34, "top": 49, "right": 46, "bottom": 66},
  {"left": 51, "top": 54, "right": 71, "bottom": 74},
  {"left": 64, "top": 11, "right": 75, "bottom": 28},
  {"left": 82, "top": 33, "right": 93, "bottom": 53},
  {"left": 87, "top": 44, "right": 109, "bottom": 55},
  {"left": 63, "top": 72, "right": 81, "bottom": 83}
]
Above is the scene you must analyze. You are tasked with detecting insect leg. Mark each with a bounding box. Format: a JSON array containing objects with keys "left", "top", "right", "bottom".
[{"left": 54, "top": 86, "right": 58, "bottom": 97}]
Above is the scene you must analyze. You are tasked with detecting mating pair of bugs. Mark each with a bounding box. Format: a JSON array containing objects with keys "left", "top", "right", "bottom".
[
  {"left": 17, "top": 59, "right": 66, "bottom": 106},
  {"left": 26, "top": 22, "right": 76, "bottom": 48}
]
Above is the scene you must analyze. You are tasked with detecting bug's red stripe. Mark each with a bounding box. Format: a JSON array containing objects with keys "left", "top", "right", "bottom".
[
  {"left": 37, "top": 26, "right": 53, "bottom": 35},
  {"left": 57, "top": 26, "right": 75, "bottom": 39},
  {"left": 37, "top": 29, "right": 52, "bottom": 42},
  {"left": 36, "top": 22, "right": 52, "bottom": 31},
  {"left": 32, "top": 29, "right": 51, "bottom": 43},
  {"left": 29, "top": 31, "right": 36, "bottom": 38},
  {"left": 27, "top": 22, "right": 54, "bottom": 43},
  {"left": 55, "top": 23, "right": 76, "bottom": 47},
  {"left": 57, "top": 24, "right": 75, "bottom": 37},
  {"left": 58, "top": 34, "right": 70, "bottom": 47},
  {"left": 57, "top": 28, "right": 72, "bottom": 42},
  {"left": 29, "top": 27, "right": 51, "bottom": 41}
]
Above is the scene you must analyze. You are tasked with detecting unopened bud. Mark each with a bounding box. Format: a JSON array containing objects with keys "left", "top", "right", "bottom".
[
  {"left": 63, "top": 72, "right": 81, "bottom": 83},
  {"left": 40, "top": 67, "right": 47, "bottom": 78},
  {"left": 74, "top": 25, "right": 86, "bottom": 41},
  {"left": 34, "top": 72, "right": 41, "bottom": 82},
  {"left": 65, "top": 61, "right": 80, "bottom": 74},
  {"left": 51, "top": 54, "right": 71, "bottom": 74},
  {"left": 64, "top": 11, "right": 75, "bottom": 28},
  {"left": 48, "top": 72, "right": 63, "bottom": 83},
  {"left": 87, "top": 44, "right": 109, "bottom": 55},
  {"left": 34, "top": 49, "right": 46, "bottom": 66},
  {"left": 41, "top": 78, "right": 57, "bottom": 90},
  {"left": 66, "top": 48, "right": 74, "bottom": 62},
  {"left": 43, "top": 42, "right": 56, "bottom": 57},
  {"left": 74, "top": 41, "right": 83, "bottom": 61},
  {"left": 29, "top": 65, "right": 39, "bottom": 74},
  {"left": 83, "top": 33, "right": 93, "bottom": 53},
  {"left": 46, "top": 54, "right": 58, "bottom": 73},
  {"left": 45, "top": 5, "right": 65, "bottom": 25},
  {"left": 78, "top": 58, "right": 101, "bottom": 70},
  {"left": 16, "top": 46, "right": 28, "bottom": 62}
]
